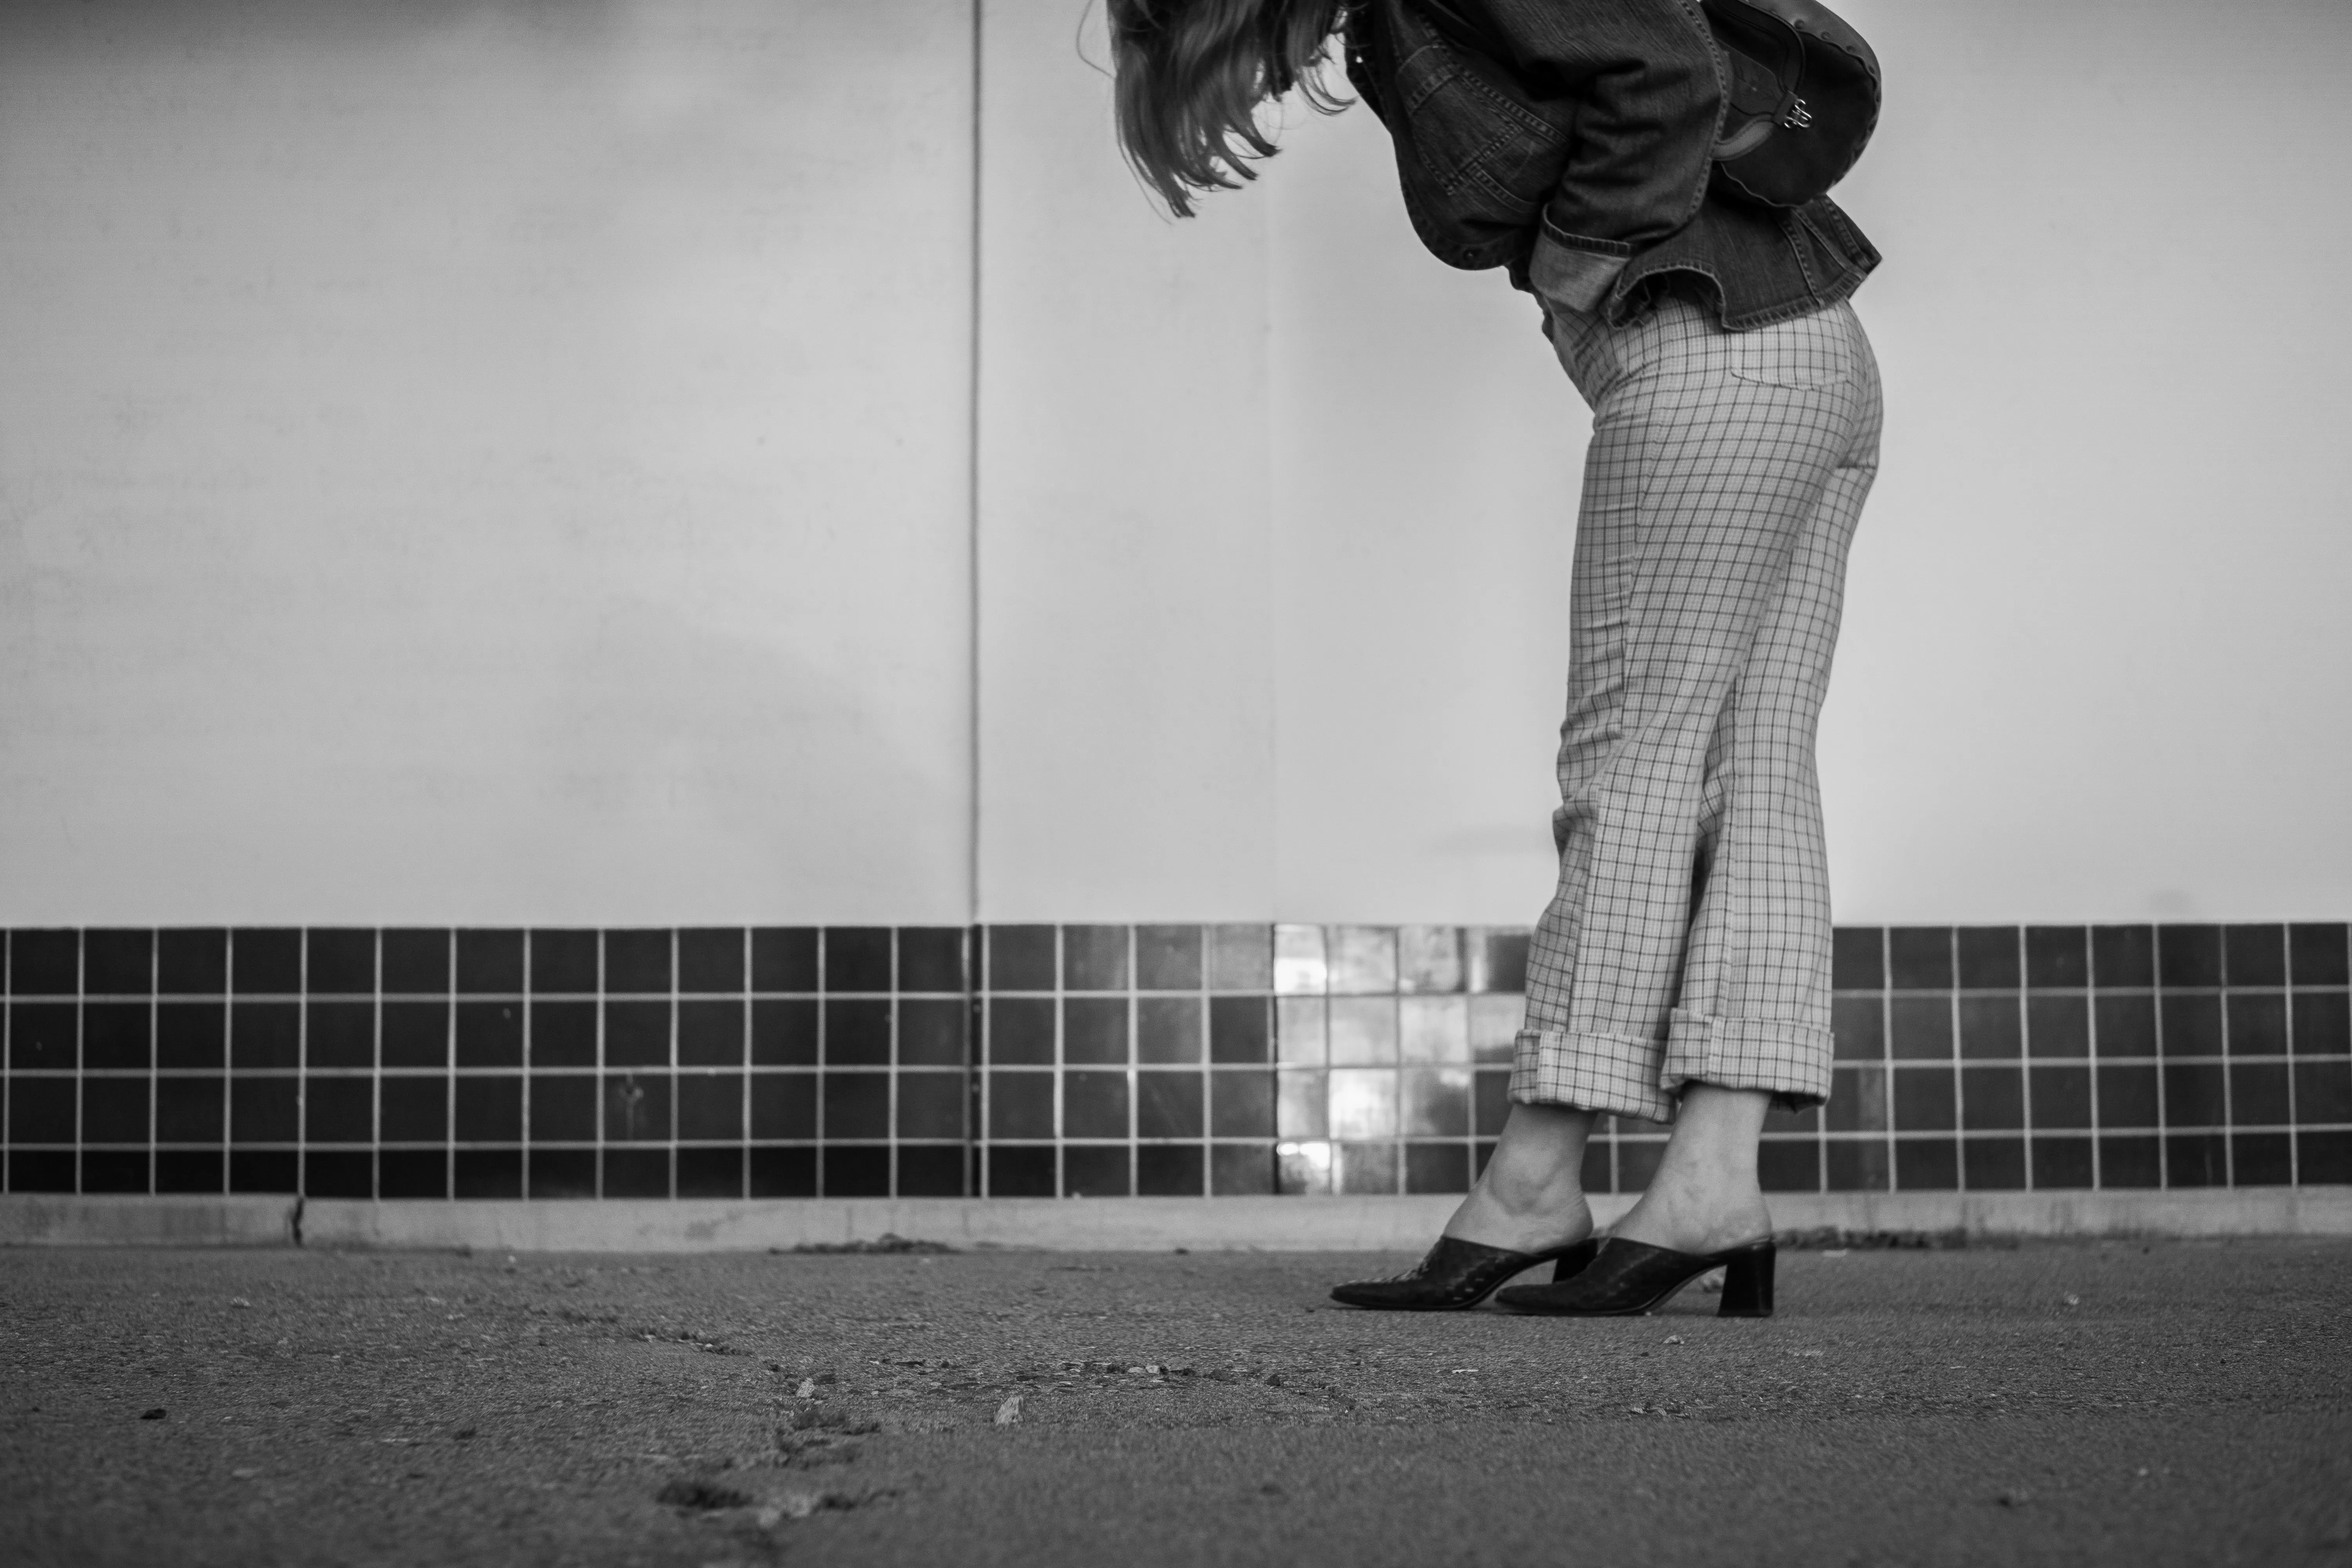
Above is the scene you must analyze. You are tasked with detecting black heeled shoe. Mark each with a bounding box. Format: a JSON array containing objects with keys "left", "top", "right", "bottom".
[
  {"left": 1493, "top": 1236, "right": 1775, "bottom": 1318},
  {"left": 1329, "top": 1235, "right": 1599, "bottom": 1311}
]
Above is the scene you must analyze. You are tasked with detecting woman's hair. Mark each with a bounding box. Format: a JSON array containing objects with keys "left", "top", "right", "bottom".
[{"left": 1107, "top": 0, "right": 1348, "bottom": 216}]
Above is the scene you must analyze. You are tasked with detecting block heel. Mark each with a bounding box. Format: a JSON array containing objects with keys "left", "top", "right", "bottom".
[{"left": 1716, "top": 1241, "right": 1775, "bottom": 1318}]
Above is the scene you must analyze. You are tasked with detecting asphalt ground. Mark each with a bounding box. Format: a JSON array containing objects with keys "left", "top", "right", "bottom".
[{"left": 4, "top": 1238, "right": 2349, "bottom": 1568}]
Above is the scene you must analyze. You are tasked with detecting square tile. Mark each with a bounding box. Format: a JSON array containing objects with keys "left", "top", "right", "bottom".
[
  {"left": 154, "top": 1075, "right": 225, "bottom": 1143},
  {"left": 1277, "top": 1070, "right": 1328, "bottom": 1139},
  {"left": 157, "top": 929, "right": 228, "bottom": 995},
  {"left": 898, "top": 998, "right": 967, "bottom": 1067},
  {"left": 1063, "top": 997, "right": 1129, "bottom": 1064},
  {"left": 1888, "top": 996, "right": 1953, "bottom": 1060},
  {"left": 1327, "top": 927, "right": 1397, "bottom": 995},
  {"left": 1758, "top": 1138, "right": 1819, "bottom": 1192},
  {"left": 1134, "top": 926, "right": 1202, "bottom": 992},
  {"left": 2288, "top": 925, "right": 2350, "bottom": 987},
  {"left": 231, "top": 930, "right": 301, "bottom": 995},
  {"left": 986, "top": 926, "right": 1056, "bottom": 992},
  {"left": 1137, "top": 997, "right": 1202, "bottom": 1064},
  {"left": 1397, "top": 926, "right": 1464, "bottom": 994},
  {"left": 2091, "top": 926, "right": 2156, "bottom": 989},
  {"left": 604, "top": 929, "right": 673, "bottom": 995},
  {"left": 751, "top": 999, "right": 817, "bottom": 1066},
  {"left": 987, "top": 1072, "right": 1054, "bottom": 1140},
  {"left": 1831, "top": 927, "right": 1884, "bottom": 991},
  {"left": 1958, "top": 996, "right": 2021, "bottom": 1060},
  {"left": 1273, "top": 997, "right": 1325, "bottom": 1065},
  {"left": 2223, "top": 925, "right": 2286, "bottom": 988},
  {"left": 453, "top": 1150, "right": 523, "bottom": 1199},
  {"left": 1327, "top": 997, "right": 1399, "bottom": 1065},
  {"left": 2158, "top": 926, "right": 2223, "bottom": 989},
  {"left": 84, "top": 931, "right": 154, "bottom": 996},
  {"left": 80, "top": 1150, "right": 148, "bottom": 1194},
  {"left": 1209, "top": 1070, "right": 1275, "bottom": 1139},
  {"left": 380, "top": 1002, "right": 448, "bottom": 1069},
  {"left": 229, "top": 1151, "right": 299, "bottom": 1194},
  {"left": 675, "top": 1072, "right": 746, "bottom": 1141},
  {"left": 1274, "top": 926, "right": 1327, "bottom": 995},
  {"left": 1336, "top": 1142, "right": 1398, "bottom": 1196},
  {"left": 1328, "top": 1068, "right": 1398, "bottom": 1139},
  {"left": 1964, "top": 1137, "right": 2027, "bottom": 1191},
  {"left": 381, "top": 931, "right": 451, "bottom": 995},
  {"left": 1474, "top": 1071, "right": 1512, "bottom": 1136},
  {"left": 454, "top": 1075, "right": 523, "bottom": 1142},
  {"left": 1138, "top": 1144, "right": 1204, "bottom": 1196},
  {"left": 1764, "top": 1101, "right": 1818, "bottom": 1133},
  {"left": 604, "top": 1000, "right": 672, "bottom": 1068},
  {"left": 6, "top": 1150, "right": 76, "bottom": 1191},
  {"left": 2093, "top": 996, "right": 2157, "bottom": 1058},
  {"left": 2226, "top": 994, "right": 2287, "bottom": 1056},
  {"left": 1062, "top": 1145, "right": 1130, "bottom": 1198},
  {"left": 1892, "top": 1067, "right": 1955, "bottom": 1131},
  {"left": 1136, "top": 1071, "right": 1203, "bottom": 1139},
  {"left": 2030, "top": 1136, "right": 2093, "bottom": 1188},
  {"left": 230, "top": 1003, "right": 299, "bottom": 1069},
  {"left": 897, "top": 1145, "right": 968, "bottom": 1198},
  {"left": 987, "top": 998, "right": 1055, "bottom": 1065},
  {"left": 2295, "top": 1131, "right": 2352, "bottom": 1184},
  {"left": 823, "top": 999, "right": 888, "bottom": 1066},
  {"left": 2292, "top": 1058, "right": 2352, "bottom": 1124},
  {"left": 456, "top": 929, "right": 524, "bottom": 995},
  {"left": 898, "top": 927, "right": 967, "bottom": 994},
  {"left": 1399, "top": 1067, "right": 1470, "bottom": 1136},
  {"left": 2024, "top": 927, "right": 2089, "bottom": 989},
  {"left": 2160, "top": 994, "right": 2222, "bottom": 1058},
  {"left": 1275, "top": 1140, "right": 1333, "bottom": 1196},
  {"left": 1063, "top": 926, "right": 1130, "bottom": 992},
  {"left": 2028, "top": 1065, "right": 2092, "bottom": 1130},
  {"left": 603, "top": 1072, "right": 672, "bottom": 1142},
  {"left": 304, "top": 1077, "right": 373, "bottom": 1143},
  {"left": 522, "top": 1000, "right": 592, "bottom": 1068},
  {"left": 378, "top": 1151, "right": 447, "bottom": 1200},
  {"left": 819, "top": 1072, "right": 886, "bottom": 1140},
  {"left": 1894, "top": 1139, "right": 1958, "bottom": 1191},
  {"left": 987, "top": 1147, "right": 1056, "bottom": 1198},
  {"left": 603, "top": 1149, "right": 671, "bottom": 1199},
  {"left": 80, "top": 1077, "right": 149, "bottom": 1145},
  {"left": 1958, "top": 1065, "right": 2023, "bottom": 1131},
  {"left": 2164, "top": 1132, "right": 2227, "bottom": 1187},
  {"left": 528, "top": 1148, "right": 598, "bottom": 1200},
  {"left": 230, "top": 1076, "right": 298, "bottom": 1143},
  {"left": 1398, "top": 995, "right": 1469, "bottom": 1063},
  {"left": 750, "top": 928, "right": 818, "bottom": 993},
  {"left": 300, "top": 1151, "right": 372, "bottom": 1199},
  {"left": 380, "top": 1077, "right": 448, "bottom": 1142},
  {"left": 1210, "top": 996, "right": 1273, "bottom": 1065},
  {"left": 1956, "top": 927, "right": 2020, "bottom": 990},
  {"left": 678, "top": 1000, "right": 746, "bottom": 1067},
  {"left": 2231, "top": 1132, "right": 2292, "bottom": 1187},
  {"left": 2096, "top": 1065, "right": 2159, "bottom": 1129},
  {"left": 1063, "top": 1070, "right": 1130, "bottom": 1139},
  {"left": 1825, "top": 1067, "right": 1888, "bottom": 1133},
  {"left": 7, "top": 1002, "right": 76, "bottom": 1070},
  {"left": 1210, "top": 1143, "right": 1275, "bottom": 1195},
  {"left": 307, "top": 1002, "right": 374, "bottom": 1069},
  {"left": 824, "top": 927, "right": 891, "bottom": 993},
  {"left": 896, "top": 1072, "right": 966, "bottom": 1140},
  {"left": 677, "top": 928, "right": 746, "bottom": 994},
  {"left": 2228, "top": 1062, "right": 2289, "bottom": 1127},
  {"left": 1466, "top": 930, "right": 1529, "bottom": 994},
  {"left": 1887, "top": 928, "right": 1952, "bottom": 990},
  {"left": 2026, "top": 995, "right": 2089, "bottom": 1058},
  {"left": 306, "top": 929, "right": 376, "bottom": 996},
  {"left": 1469, "top": 994, "right": 1521, "bottom": 1063},
  {"left": 1207, "top": 925, "right": 1272, "bottom": 991},
  {"left": 823, "top": 1146, "right": 890, "bottom": 1197},
  {"left": 2292, "top": 992, "right": 2348, "bottom": 1056},
  {"left": 750, "top": 1073, "right": 816, "bottom": 1140},
  {"left": 1831, "top": 996, "right": 1885, "bottom": 1060},
  {"left": 529, "top": 930, "right": 598, "bottom": 994}
]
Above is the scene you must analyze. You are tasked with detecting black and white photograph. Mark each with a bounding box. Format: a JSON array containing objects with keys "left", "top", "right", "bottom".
[{"left": 3, "top": 1, "right": 2348, "bottom": 1563}]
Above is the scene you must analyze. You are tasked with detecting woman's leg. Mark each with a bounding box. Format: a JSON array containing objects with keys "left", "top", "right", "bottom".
[{"left": 1441, "top": 1102, "right": 1595, "bottom": 1252}]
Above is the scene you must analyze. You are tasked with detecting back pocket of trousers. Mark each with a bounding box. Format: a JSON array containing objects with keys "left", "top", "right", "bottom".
[{"left": 1728, "top": 320, "right": 1848, "bottom": 388}]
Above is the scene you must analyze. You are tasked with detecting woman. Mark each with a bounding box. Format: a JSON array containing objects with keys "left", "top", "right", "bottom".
[{"left": 1109, "top": 0, "right": 1880, "bottom": 1316}]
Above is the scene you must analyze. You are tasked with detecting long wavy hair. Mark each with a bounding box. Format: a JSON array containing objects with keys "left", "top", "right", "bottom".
[{"left": 1107, "top": 0, "right": 1350, "bottom": 216}]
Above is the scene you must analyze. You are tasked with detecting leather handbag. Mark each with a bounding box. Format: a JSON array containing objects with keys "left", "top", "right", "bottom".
[
  {"left": 1406, "top": 0, "right": 1880, "bottom": 210},
  {"left": 1700, "top": 0, "right": 1880, "bottom": 208}
]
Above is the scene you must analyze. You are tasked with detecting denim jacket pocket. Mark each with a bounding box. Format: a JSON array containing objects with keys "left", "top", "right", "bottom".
[
  {"left": 1394, "top": 40, "right": 1568, "bottom": 224},
  {"left": 1727, "top": 315, "right": 1850, "bottom": 388}
]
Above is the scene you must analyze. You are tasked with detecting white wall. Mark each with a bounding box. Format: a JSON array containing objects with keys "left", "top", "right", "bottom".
[
  {"left": 0, "top": 0, "right": 976, "bottom": 925},
  {"left": 4, "top": 0, "right": 2346, "bottom": 927}
]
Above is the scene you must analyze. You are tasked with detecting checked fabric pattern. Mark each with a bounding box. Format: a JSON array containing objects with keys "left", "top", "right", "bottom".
[{"left": 1510, "top": 291, "right": 1883, "bottom": 1124}]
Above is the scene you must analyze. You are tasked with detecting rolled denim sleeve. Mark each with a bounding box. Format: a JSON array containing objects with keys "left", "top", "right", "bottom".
[{"left": 1468, "top": 0, "right": 1723, "bottom": 256}]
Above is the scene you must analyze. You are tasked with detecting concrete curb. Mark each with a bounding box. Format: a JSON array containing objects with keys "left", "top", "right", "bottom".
[
  {"left": 0, "top": 1194, "right": 299, "bottom": 1247},
  {"left": 8, "top": 1189, "right": 2348, "bottom": 1252}
]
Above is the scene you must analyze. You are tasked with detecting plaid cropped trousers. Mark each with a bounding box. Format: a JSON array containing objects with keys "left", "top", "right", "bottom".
[{"left": 1510, "top": 290, "right": 1882, "bottom": 1124}]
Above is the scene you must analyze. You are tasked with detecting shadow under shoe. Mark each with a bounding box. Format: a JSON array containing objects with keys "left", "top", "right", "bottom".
[
  {"left": 1329, "top": 1234, "right": 1599, "bottom": 1312},
  {"left": 1493, "top": 1236, "right": 1775, "bottom": 1317}
]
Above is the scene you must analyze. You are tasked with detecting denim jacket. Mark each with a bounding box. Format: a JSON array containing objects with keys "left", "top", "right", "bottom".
[{"left": 1339, "top": 0, "right": 1879, "bottom": 328}]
